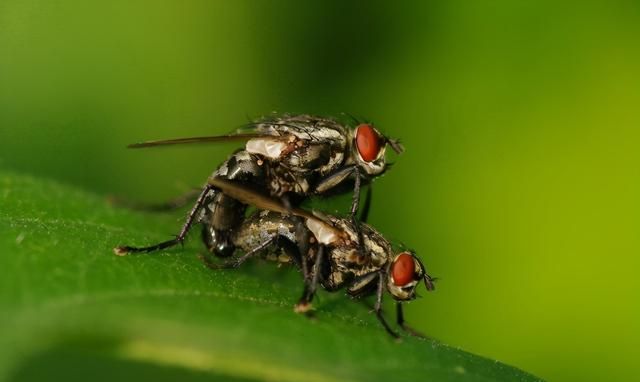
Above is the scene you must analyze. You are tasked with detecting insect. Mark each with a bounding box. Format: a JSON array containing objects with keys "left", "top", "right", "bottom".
[
  {"left": 114, "top": 114, "right": 404, "bottom": 257},
  {"left": 201, "top": 177, "right": 436, "bottom": 338}
]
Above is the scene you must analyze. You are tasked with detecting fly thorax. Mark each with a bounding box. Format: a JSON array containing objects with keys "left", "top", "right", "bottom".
[
  {"left": 268, "top": 168, "right": 309, "bottom": 196},
  {"left": 362, "top": 236, "right": 389, "bottom": 268},
  {"left": 334, "top": 219, "right": 358, "bottom": 242}
]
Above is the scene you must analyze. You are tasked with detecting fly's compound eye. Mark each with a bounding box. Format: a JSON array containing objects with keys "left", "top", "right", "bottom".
[
  {"left": 355, "top": 124, "right": 382, "bottom": 162},
  {"left": 391, "top": 252, "right": 416, "bottom": 286}
]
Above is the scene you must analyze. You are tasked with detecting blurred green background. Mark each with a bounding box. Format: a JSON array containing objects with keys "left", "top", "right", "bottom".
[{"left": 1, "top": 1, "right": 639, "bottom": 381}]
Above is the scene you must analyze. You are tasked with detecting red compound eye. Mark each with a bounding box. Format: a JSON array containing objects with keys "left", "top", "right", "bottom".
[
  {"left": 355, "top": 124, "right": 381, "bottom": 162},
  {"left": 392, "top": 252, "right": 415, "bottom": 286}
]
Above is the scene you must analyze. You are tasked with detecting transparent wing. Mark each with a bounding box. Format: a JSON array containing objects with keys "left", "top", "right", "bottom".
[{"left": 126, "top": 133, "right": 291, "bottom": 149}]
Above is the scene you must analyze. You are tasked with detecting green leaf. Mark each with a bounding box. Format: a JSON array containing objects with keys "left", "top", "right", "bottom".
[{"left": 0, "top": 171, "right": 542, "bottom": 382}]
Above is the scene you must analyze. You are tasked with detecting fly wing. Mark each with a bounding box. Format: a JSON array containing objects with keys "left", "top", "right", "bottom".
[
  {"left": 127, "top": 132, "right": 291, "bottom": 149},
  {"left": 207, "top": 177, "right": 346, "bottom": 245}
]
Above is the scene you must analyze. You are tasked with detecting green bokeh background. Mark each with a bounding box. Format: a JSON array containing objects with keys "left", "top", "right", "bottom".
[{"left": 1, "top": 1, "right": 638, "bottom": 381}]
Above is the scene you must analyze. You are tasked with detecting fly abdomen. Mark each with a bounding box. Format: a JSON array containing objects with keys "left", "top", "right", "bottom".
[
  {"left": 201, "top": 150, "right": 265, "bottom": 257},
  {"left": 231, "top": 211, "right": 297, "bottom": 252},
  {"left": 230, "top": 210, "right": 314, "bottom": 269}
]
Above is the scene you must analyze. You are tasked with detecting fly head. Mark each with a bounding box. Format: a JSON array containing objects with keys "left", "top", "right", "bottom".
[
  {"left": 386, "top": 251, "right": 435, "bottom": 301},
  {"left": 351, "top": 124, "right": 404, "bottom": 176}
]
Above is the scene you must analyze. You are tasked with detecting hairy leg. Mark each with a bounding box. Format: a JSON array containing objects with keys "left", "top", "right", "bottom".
[{"left": 114, "top": 185, "right": 213, "bottom": 255}]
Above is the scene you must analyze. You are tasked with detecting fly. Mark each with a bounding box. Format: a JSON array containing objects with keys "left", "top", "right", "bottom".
[
  {"left": 201, "top": 177, "right": 436, "bottom": 339},
  {"left": 114, "top": 114, "right": 403, "bottom": 257}
]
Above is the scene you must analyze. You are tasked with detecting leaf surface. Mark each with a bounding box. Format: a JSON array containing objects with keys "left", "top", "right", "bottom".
[{"left": 0, "top": 171, "right": 542, "bottom": 382}]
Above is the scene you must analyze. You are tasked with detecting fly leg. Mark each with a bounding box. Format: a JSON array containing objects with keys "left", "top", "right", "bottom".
[
  {"left": 314, "top": 165, "right": 369, "bottom": 253},
  {"left": 350, "top": 166, "right": 362, "bottom": 219},
  {"left": 314, "top": 165, "right": 357, "bottom": 194},
  {"left": 113, "top": 185, "right": 213, "bottom": 255},
  {"left": 349, "top": 167, "right": 369, "bottom": 259},
  {"left": 200, "top": 237, "right": 275, "bottom": 269},
  {"left": 360, "top": 185, "right": 372, "bottom": 223},
  {"left": 294, "top": 245, "right": 324, "bottom": 314},
  {"left": 313, "top": 165, "right": 369, "bottom": 224},
  {"left": 396, "top": 302, "right": 427, "bottom": 338},
  {"left": 108, "top": 188, "right": 201, "bottom": 212},
  {"left": 293, "top": 216, "right": 311, "bottom": 282},
  {"left": 375, "top": 272, "right": 400, "bottom": 339}
]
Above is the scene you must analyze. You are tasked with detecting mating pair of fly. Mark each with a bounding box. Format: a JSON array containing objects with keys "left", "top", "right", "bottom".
[{"left": 114, "top": 114, "right": 435, "bottom": 338}]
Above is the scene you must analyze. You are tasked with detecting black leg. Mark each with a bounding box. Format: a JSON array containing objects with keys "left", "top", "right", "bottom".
[
  {"left": 375, "top": 273, "right": 399, "bottom": 339},
  {"left": 313, "top": 165, "right": 356, "bottom": 194},
  {"left": 350, "top": 166, "right": 362, "bottom": 218},
  {"left": 294, "top": 217, "right": 311, "bottom": 282},
  {"left": 114, "top": 185, "right": 213, "bottom": 255},
  {"left": 311, "top": 165, "right": 367, "bottom": 256},
  {"left": 200, "top": 237, "right": 275, "bottom": 269},
  {"left": 307, "top": 245, "right": 324, "bottom": 299},
  {"left": 270, "top": 234, "right": 307, "bottom": 274},
  {"left": 295, "top": 245, "right": 324, "bottom": 313},
  {"left": 360, "top": 185, "right": 372, "bottom": 223},
  {"left": 396, "top": 302, "right": 426, "bottom": 338},
  {"left": 108, "top": 188, "right": 201, "bottom": 212},
  {"left": 349, "top": 167, "right": 368, "bottom": 258}
]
